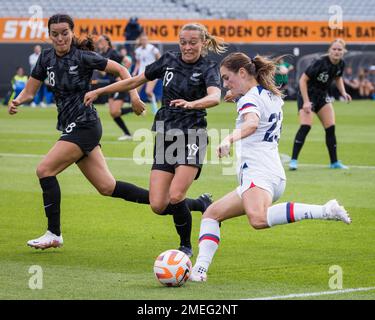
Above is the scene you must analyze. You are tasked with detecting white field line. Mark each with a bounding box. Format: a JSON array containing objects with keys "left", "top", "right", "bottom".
[
  {"left": 1, "top": 152, "right": 375, "bottom": 170},
  {"left": 0, "top": 152, "right": 147, "bottom": 162},
  {"left": 244, "top": 286, "right": 375, "bottom": 300}
]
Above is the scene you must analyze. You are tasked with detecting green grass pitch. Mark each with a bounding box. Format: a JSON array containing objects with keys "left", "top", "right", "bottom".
[{"left": 0, "top": 100, "right": 374, "bottom": 300}]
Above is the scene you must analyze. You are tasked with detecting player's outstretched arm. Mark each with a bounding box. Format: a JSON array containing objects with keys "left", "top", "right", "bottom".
[
  {"left": 170, "top": 86, "right": 221, "bottom": 110},
  {"left": 8, "top": 77, "right": 42, "bottom": 115},
  {"left": 84, "top": 73, "right": 148, "bottom": 108},
  {"left": 104, "top": 60, "right": 146, "bottom": 115},
  {"left": 216, "top": 113, "right": 259, "bottom": 158}
]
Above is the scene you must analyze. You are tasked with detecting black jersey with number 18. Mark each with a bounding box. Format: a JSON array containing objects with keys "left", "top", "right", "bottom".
[
  {"left": 31, "top": 46, "right": 108, "bottom": 131},
  {"left": 145, "top": 51, "right": 221, "bottom": 134}
]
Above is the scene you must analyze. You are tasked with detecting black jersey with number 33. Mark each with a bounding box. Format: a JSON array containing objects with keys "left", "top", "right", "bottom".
[
  {"left": 145, "top": 51, "right": 221, "bottom": 133},
  {"left": 304, "top": 55, "right": 345, "bottom": 93},
  {"left": 31, "top": 46, "right": 108, "bottom": 131}
]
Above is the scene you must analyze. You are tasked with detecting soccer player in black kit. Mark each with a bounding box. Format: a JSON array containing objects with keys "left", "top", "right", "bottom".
[
  {"left": 289, "top": 39, "right": 351, "bottom": 170},
  {"left": 96, "top": 34, "right": 134, "bottom": 140},
  {"left": 8, "top": 15, "right": 210, "bottom": 250},
  {"left": 85, "top": 23, "right": 227, "bottom": 257}
]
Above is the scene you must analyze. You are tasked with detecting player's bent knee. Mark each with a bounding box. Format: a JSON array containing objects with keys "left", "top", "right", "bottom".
[
  {"left": 247, "top": 211, "right": 268, "bottom": 230},
  {"left": 249, "top": 219, "right": 267, "bottom": 230},
  {"left": 97, "top": 183, "right": 115, "bottom": 197},
  {"left": 36, "top": 164, "right": 52, "bottom": 178},
  {"left": 202, "top": 203, "right": 221, "bottom": 221},
  {"left": 169, "top": 191, "right": 185, "bottom": 205},
  {"left": 110, "top": 110, "right": 121, "bottom": 118},
  {"left": 150, "top": 203, "right": 167, "bottom": 215}
]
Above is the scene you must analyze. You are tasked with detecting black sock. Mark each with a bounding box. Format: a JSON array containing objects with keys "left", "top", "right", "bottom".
[
  {"left": 39, "top": 176, "right": 61, "bottom": 236},
  {"left": 185, "top": 198, "right": 204, "bottom": 212},
  {"left": 121, "top": 107, "right": 133, "bottom": 115},
  {"left": 291, "top": 125, "right": 311, "bottom": 160},
  {"left": 325, "top": 125, "right": 337, "bottom": 163},
  {"left": 162, "top": 198, "right": 203, "bottom": 214},
  {"left": 113, "top": 117, "right": 131, "bottom": 135},
  {"left": 111, "top": 181, "right": 149, "bottom": 204},
  {"left": 166, "top": 200, "right": 192, "bottom": 248}
]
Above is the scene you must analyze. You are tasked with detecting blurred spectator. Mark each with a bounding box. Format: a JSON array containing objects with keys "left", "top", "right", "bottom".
[
  {"left": 29, "top": 45, "right": 54, "bottom": 107},
  {"left": 29, "top": 45, "right": 45, "bottom": 107},
  {"left": 275, "top": 58, "right": 294, "bottom": 98},
  {"left": 123, "top": 17, "right": 143, "bottom": 58},
  {"left": 119, "top": 47, "right": 133, "bottom": 70},
  {"left": 133, "top": 33, "right": 161, "bottom": 114},
  {"left": 368, "top": 66, "right": 375, "bottom": 100},
  {"left": 357, "top": 68, "right": 374, "bottom": 99},
  {"left": 342, "top": 66, "right": 360, "bottom": 99},
  {"left": 10, "top": 66, "right": 28, "bottom": 101}
]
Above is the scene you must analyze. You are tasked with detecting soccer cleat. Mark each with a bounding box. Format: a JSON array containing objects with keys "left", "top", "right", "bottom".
[
  {"left": 118, "top": 134, "right": 132, "bottom": 141},
  {"left": 323, "top": 199, "right": 351, "bottom": 224},
  {"left": 27, "top": 231, "right": 63, "bottom": 250},
  {"left": 289, "top": 159, "right": 298, "bottom": 171},
  {"left": 189, "top": 265, "right": 207, "bottom": 282},
  {"left": 178, "top": 246, "right": 193, "bottom": 258},
  {"left": 197, "top": 193, "right": 213, "bottom": 214},
  {"left": 330, "top": 161, "right": 349, "bottom": 169}
]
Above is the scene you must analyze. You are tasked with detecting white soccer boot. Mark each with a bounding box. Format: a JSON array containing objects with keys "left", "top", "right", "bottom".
[
  {"left": 27, "top": 231, "right": 63, "bottom": 250},
  {"left": 189, "top": 265, "right": 208, "bottom": 282},
  {"left": 118, "top": 134, "right": 133, "bottom": 141},
  {"left": 324, "top": 199, "right": 351, "bottom": 224}
]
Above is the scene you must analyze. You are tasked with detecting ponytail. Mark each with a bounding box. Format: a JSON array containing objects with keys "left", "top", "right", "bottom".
[
  {"left": 252, "top": 55, "right": 284, "bottom": 97},
  {"left": 72, "top": 35, "right": 95, "bottom": 51},
  {"left": 221, "top": 52, "right": 284, "bottom": 97}
]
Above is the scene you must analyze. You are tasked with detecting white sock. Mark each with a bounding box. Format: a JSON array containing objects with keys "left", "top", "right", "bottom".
[
  {"left": 150, "top": 94, "right": 158, "bottom": 113},
  {"left": 195, "top": 218, "right": 220, "bottom": 271},
  {"left": 267, "top": 202, "right": 326, "bottom": 227}
]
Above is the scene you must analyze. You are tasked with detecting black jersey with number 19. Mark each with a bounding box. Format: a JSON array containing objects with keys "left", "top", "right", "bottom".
[
  {"left": 145, "top": 51, "right": 221, "bottom": 133},
  {"left": 31, "top": 46, "right": 108, "bottom": 131}
]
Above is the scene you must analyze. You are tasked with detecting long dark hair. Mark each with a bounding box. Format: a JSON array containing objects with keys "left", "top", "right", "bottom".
[
  {"left": 48, "top": 14, "right": 94, "bottom": 51},
  {"left": 99, "top": 34, "right": 113, "bottom": 49},
  {"left": 221, "top": 52, "right": 284, "bottom": 97}
]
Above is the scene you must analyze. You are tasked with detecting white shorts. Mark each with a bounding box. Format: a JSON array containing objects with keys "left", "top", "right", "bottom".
[{"left": 236, "top": 170, "right": 286, "bottom": 203}]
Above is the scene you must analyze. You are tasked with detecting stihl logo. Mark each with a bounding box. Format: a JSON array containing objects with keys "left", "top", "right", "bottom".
[{"left": 2, "top": 20, "right": 49, "bottom": 40}]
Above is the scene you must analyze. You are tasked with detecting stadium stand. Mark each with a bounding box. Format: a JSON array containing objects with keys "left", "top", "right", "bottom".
[{"left": 1, "top": 0, "right": 374, "bottom": 20}]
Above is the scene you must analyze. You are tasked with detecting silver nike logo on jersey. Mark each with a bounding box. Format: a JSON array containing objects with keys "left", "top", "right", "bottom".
[
  {"left": 166, "top": 67, "right": 174, "bottom": 70},
  {"left": 47, "top": 66, "right": 53, "bottom": 70}
]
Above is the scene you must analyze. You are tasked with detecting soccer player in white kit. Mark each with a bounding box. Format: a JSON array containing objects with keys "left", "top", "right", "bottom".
[
  {"left": 190, "top": 52, "right": 351, "bottom": 282},
  {"left": 133, "top": 34, "right": 161, "bottom": 114}
]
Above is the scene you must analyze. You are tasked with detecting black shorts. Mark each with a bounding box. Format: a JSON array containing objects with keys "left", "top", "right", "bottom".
[
  {"left": 59, "top": 120, "right": 102, "bottom": 160},
  {"left": 152, "top": 131, "right": 208, "bottom": 180},
  {"left": 109, "top": 91, "right": 128, "bottom": 101},
  {"left": 297, "top": 91, "right": 332, "bottom": 113}
]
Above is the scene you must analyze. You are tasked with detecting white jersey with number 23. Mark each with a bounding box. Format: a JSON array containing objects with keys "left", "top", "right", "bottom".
[{"left": 235, "top": 85, "right": 286, "bottom": 181}]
